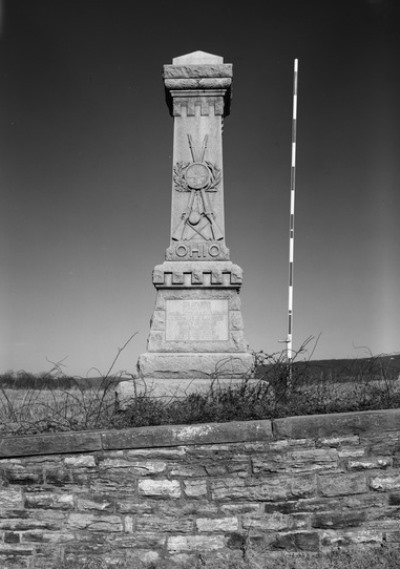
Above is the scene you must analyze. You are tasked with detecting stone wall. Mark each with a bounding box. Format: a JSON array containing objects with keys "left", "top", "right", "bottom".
[{"left": 0, "top": 409, "right": 399, "bottom": 567}]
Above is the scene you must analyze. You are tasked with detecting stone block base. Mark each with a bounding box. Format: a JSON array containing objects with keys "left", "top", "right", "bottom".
[
  {"left": 115, "top": 376, "right": 266, "bottom": 407},
  {"left": 137, "top": 352, "right": 254, "bottom": 379}
]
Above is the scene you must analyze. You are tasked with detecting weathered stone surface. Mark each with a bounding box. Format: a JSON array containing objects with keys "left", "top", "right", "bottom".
[
  {"left": 312, "top": 510, "right": 366, "bottom": 529},
  {"left": 0, "top": 407, "right": 399, "bottom": 564},
  {"left": 369, "top": 473, "right": 400, "bottom": 491},
  {"left": 255, "top": 531, "right": 320, "bottom": 551},
  {"left": 170, "top": 464, "right": 207, "bottom": 477},
  {"left": 318, "top": 472, "right": 367, "bottom": 496},
  {"left": 24, "top": 492, "right": 74, "bottom": 510},
  {"left": 0, "top": 511, "right": 64, "bottom": 531},
  {"left": 126, "top": 447, "right": 187, "bottom": 459},
  {"left": 320, "top": 529, "right": 383, "bottom": 547},
  {"left": 116, "top": 376, "right": 263, "bottom": 403},
  {"left": 167, "top": 534, "right": 226, "bottom": 553},
  {"left": 137, "top": 352, "right": 254, "bottom": 379},
  {"left": 337, "top": 447, "right": 365, "bottom": 458},
  {"left": 182, "top": 480, "right": 208, "bottom": 498},
  {"left": 196, "top": 517, "right": 238, "bottom": 532},
  {"left": 264, "top": 492, "right": 387, "bottom": 514},
  {"left": 210, "top": 474, "right": 316, "bottom": 502},
  {"left": 273, "top": 409, "right": 400, "bottom": 440},
  {"left": 66, "top": 513, "right": 122, "bottom": 532},
  {"left": 21, "top": 529, "right": 75, "bottom": 543},
  {"left": 137, "top": 514, "right": 194, "bottom": 532},
  {"left": 242, "top": 512, "right": 294, "bottom": 531},
  {"left": 165, "top": 298, "right": 229, "bottom": 342},
  {"left": 252, "top": 448, "right": 338, "bottom": 474},
  {"left": 64, "top": 455, "right": 96, "bottom": 468},
  {"left": 138, "top": 479, "right": 181, "bottom": 499},
  {"left": 0, "top": 430, "right": 102, "bottom": 458},
  {"left": 0, "top": 464, "right": 43, "bottom": 484},
  {"left": 172, "top": 51, "right": 224, "bottom": 65},
  {"left": 347, "top": 456, "right": 392, "bottom": 470},
  {"left": 100, "top": 458, "right": 167, "bottom": 476},
  {"left": 317, "top": 435, "right": 360, "bottom": 447},
  {"left": 0, "top": 488, "right": 23, "bottom": 509},
  {"left": 102, "top": 420, "right": 273, "bottom": 451}
]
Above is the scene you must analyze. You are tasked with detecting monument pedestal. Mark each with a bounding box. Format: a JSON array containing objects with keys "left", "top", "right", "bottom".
[{"left": 137, "top": 261, "right": 253, "bottom": 380}]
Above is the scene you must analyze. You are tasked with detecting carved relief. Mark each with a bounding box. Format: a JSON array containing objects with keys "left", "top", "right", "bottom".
[{"left": 172, "top": 134, "right": 223, "bottom": 242}]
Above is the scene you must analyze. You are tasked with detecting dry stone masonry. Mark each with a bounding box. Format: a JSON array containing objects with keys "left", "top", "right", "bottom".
[
  {"left": 0, "top": 408, "right": 399, "bottom": 567},
  {"left": 136, "top": 51, "right": 253, "bottom": 390}
]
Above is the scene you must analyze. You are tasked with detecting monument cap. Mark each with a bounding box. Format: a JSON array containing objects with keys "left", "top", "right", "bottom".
[{"left": 172, "top": 51, "right": 224, "bottom": 65}]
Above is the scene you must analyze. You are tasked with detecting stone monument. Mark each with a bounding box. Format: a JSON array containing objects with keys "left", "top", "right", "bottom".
[{"left": 127, "top": 51, "right": 253, "bottom": 398}]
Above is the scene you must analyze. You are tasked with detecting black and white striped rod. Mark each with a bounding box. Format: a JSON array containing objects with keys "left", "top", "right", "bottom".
[{"left": 287, "top": 58, "right": 298, "bottom": 362}]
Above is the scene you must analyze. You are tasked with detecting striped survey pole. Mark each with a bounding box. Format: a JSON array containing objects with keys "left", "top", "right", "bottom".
[{"left": 287, "top": 58, "right": 298, "bottom": 366}]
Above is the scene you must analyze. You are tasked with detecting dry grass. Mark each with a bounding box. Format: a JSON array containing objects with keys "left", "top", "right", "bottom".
[
  {"left": 0, "top": 386, "right": 116, "bottom": 435},
  {"left": 0, "top": 336, "right": 399, "bottom": 437}
]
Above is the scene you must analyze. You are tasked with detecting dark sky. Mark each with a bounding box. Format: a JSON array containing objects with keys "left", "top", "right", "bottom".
[{"left": 1, "top": 0, "right": 399, "bottom": 375}]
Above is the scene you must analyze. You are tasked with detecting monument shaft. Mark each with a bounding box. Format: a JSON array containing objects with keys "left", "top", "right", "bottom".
[{"left": 138, "top": 51, "right": 253, "bottom": 380}]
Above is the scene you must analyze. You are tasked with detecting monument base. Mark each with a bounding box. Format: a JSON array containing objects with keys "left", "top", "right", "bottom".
[
  {"left": 115, "top": 375, "right": 265, "bottom": 408},
  {"left": 137, "top": 352, "right": 254, "bottom": 379}
]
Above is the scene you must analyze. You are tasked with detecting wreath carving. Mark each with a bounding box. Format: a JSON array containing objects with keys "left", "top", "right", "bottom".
[{"left": 173, "top": 161, "right": 222, "bottom": 192}]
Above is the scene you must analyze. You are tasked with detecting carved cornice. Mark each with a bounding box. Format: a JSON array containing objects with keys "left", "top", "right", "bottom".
[
  {"left": 163, "top": 64, "right": 233, "bottom": 80},
  {"left": 164, "top": 63, "right": 232, "bottom": 117},
  {"left": 152, "top": 261, "right": 243, "bottom": 289}
]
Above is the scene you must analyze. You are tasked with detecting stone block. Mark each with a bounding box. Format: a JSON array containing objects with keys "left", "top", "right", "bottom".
[
  {"left": 196, "top": 517, "right": 238, "bottom": 532},
  {"left": 117, "top": 377, "right": 263, "bottom": 403},
  {"left": 100, "top": 458, "right": 167, "bottom": 476},
  {"left": 4, "top": 531, "right": 20, "bottom": 543},
  {"left": 260, "top": 531, "right": 320, "bottom": 551},
  {"left": 312, "top": 510, "right": 366, "bottom": 529},
  {"left": 320, "top": 529, "right": 383, "bottom": 547},
  {"left": 183, "top": 480, "right": 208, "bottom": 498},
  {"left": 137, "top": 352, "right": 254, "bottom": 379},
  {"left": 273, "top": 409, "right": 400, "bottom": 440},
  {"left": 317, "top": 435, "right": 360, "bottom": 447},
  {"left": 0, "top": 488, "right": 23, "bottom": 509},
  {"left": 210, "top": 474, "right": 315, "bottom": 502},
  {"left": 106, "top": 531, "right": 166, "bottom": 549},
  {"left": 125, "top": 549, "right": 160, "bottom": 566},
  {"left": 347, "top": 457, "right": 392, "bottom": 470},
  {"left": 0, "top": 511, "right": 64, "bottom": 531},
  {"left": 75, "top": 496, "right": 113, "bottom": 512},
  {"left": 318, "top": 472, "right": 367, "bottom": 496},
  {"left": 138, "top": 479, "right": 181, "bottom": 499},
  {"left": 252, "top": 448, "right": 338, "bottom": 474},
  {"left": 242, "top": 512, "right": 293, "bottom": 531},
  {"left": 337, "top": 447, "right": 365, "bottom": 459},
  {"left": 167, "top": 534, "right": 225, "bottom": 553},
  {"left": 137, "top": 514, "right": 194, "bottom": 532},
  {"left": 221, "top": 503, "right": 261, "bottom": 515},
  {"left": 43, "top": 467, "right": 71, "bottom": 485},
  {"left": 389, "top": 493, "right": 400, "bottom": 505},
  {"left": 20, "top": 529, "right": 74, "bottom": 543},
  {"left": 24, "top": 492, "right": 74, "bottom": 510},
  {"left": 126, "top": 447, "right": 187, "bottom": 459},
  {"left": 369, "top": 473, "right": 400, "bottom": 491},
  {"left": 169, "top": 464, "right": 207, "bottom": 477},
  {"left": 64, "top": 455, "right": 96, "bottom": 468},
  {"left": 66, "top": 513, "right": 122, "bottom": 532},
  {"left": 0, "top": 464, "right": 43, "bottom": 485}
]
